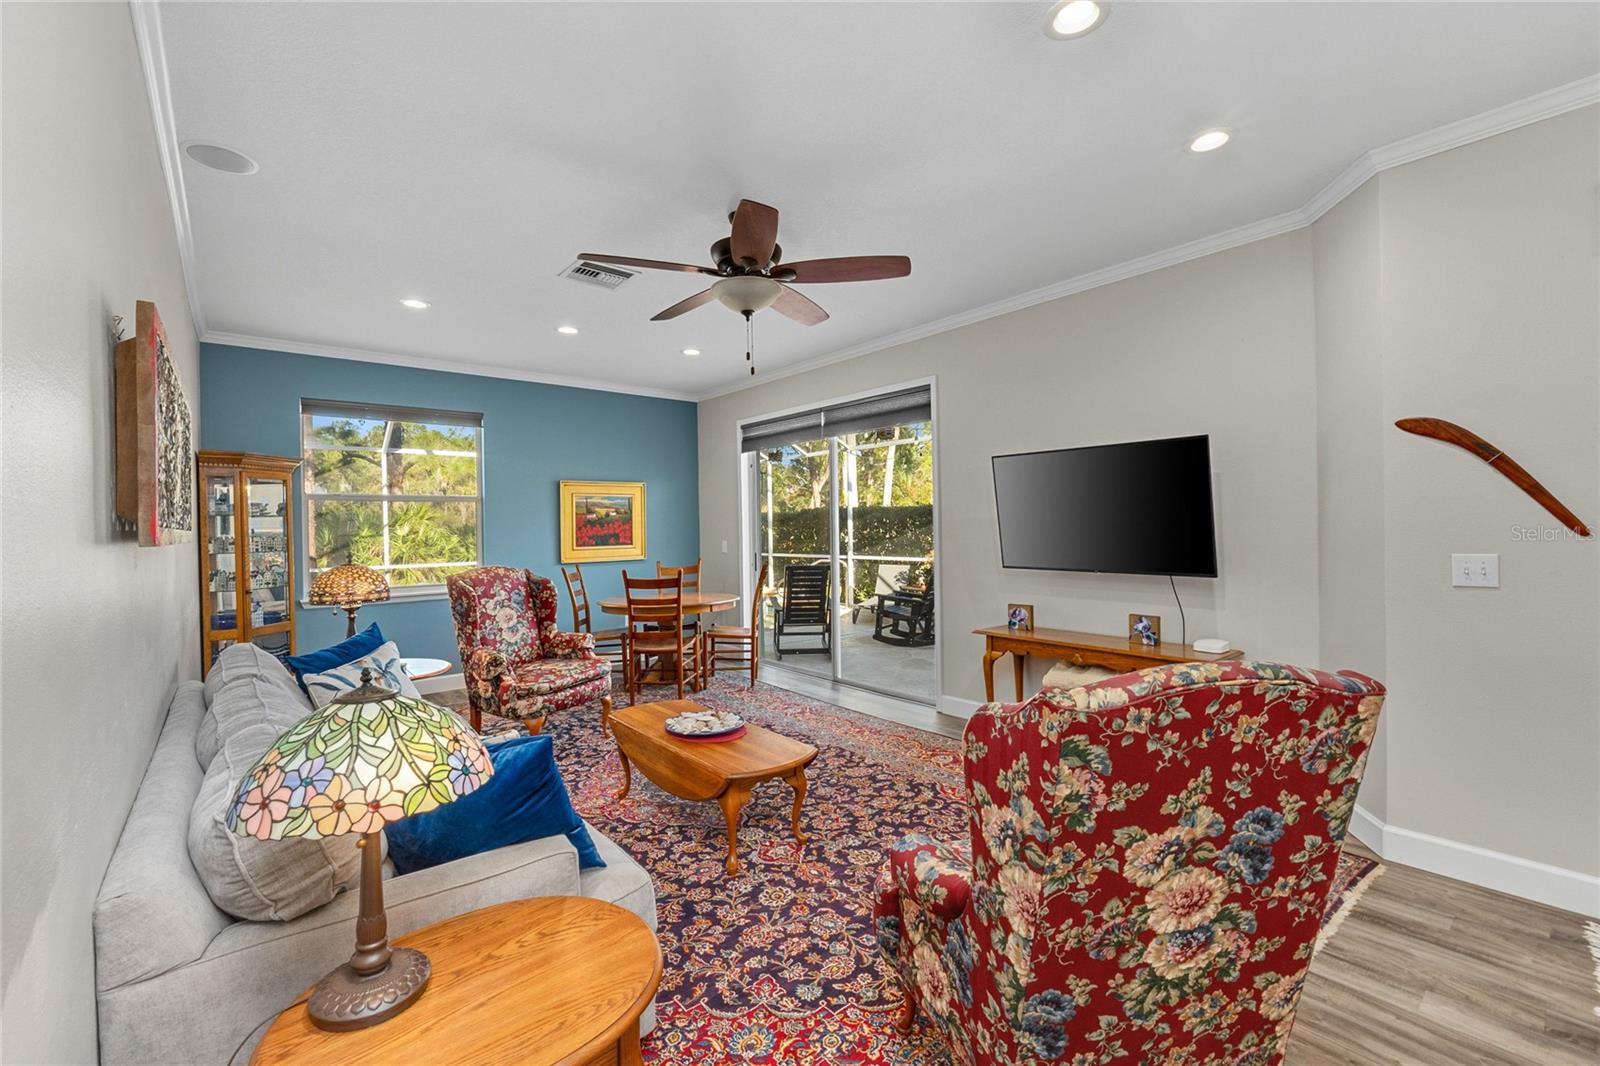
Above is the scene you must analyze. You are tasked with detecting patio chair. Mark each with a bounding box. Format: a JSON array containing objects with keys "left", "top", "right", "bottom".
[
  {"left": 773, "top": 563, "right": 831, "bottom": 658},
  {"left": 872, "top": 585, "right": 934, "bottom": 647},
  {"left": 850, "top": 563, "right": 909, "bottom": 623}
]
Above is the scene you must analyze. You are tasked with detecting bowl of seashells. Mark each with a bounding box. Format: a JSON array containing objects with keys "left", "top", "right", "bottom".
[{"left": 664, "top": 709, "right": 745, "bottom": 739}]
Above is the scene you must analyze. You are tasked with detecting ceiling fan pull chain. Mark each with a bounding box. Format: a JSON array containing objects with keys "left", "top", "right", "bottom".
[{"left": 745, "top": 310, "right": 756, "bottom": 375}]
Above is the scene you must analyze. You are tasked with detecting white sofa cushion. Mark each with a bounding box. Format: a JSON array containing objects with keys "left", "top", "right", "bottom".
[{"left": 302, "top": 640, "right": 418, "bottom": 707}]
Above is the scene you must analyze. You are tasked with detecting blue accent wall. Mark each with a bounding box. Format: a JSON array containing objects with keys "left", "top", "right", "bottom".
[{"left": 199, "top": 343, "right": 699, "bottom": 667}]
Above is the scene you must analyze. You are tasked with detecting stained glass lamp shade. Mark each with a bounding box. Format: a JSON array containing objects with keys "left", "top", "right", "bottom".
[
  {"left": 227, "top": 670, "right": 491, "bottom": 1030},
  {"left": 308, "top": 563, "right": 390, "bottom": 637}
]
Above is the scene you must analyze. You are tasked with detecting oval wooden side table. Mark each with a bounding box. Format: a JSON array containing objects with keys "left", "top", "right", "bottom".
[{"left": 252, "top": 897, "right": 661, "bottom": 1066}]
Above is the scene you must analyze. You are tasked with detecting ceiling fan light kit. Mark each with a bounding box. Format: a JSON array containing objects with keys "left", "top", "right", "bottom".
[
  {"left": 713, "top": 276, "right": 782, "bottom": 314},
  {"left": 578, "top": 198, "right": 910, "bottom": 376}
]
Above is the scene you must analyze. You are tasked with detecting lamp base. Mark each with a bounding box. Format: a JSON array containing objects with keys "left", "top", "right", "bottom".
[{"left": 306, "top": 947, "right": 430, "bottom": 1031}]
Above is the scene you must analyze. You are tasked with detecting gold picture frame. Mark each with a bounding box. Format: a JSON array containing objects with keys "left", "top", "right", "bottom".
[
  {"left": 560, "top": 481, "right": 646, "bottom": 563},
  {"left": 1007, "top": 603, "right": 1034, "bottom": 632}
]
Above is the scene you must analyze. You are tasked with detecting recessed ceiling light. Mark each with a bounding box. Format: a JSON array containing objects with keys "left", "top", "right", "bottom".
[
  {"left": 1189, "top": 128, "right": 1232, "bottom": 153},
  {"left": 681, "top": 348, "right": 702, "bottom": 357},
  {"left": 399, "top": 298, "right": 430, "bottom": 310},
  {"left": 556, "top": 325, "right": 579, "bottom": 335},
  {"left": 1044, "top": 0, "right": 1107, "bottom": 39},
  {"left": 182, "top": 142, "right": 259, "bottom": 175}
]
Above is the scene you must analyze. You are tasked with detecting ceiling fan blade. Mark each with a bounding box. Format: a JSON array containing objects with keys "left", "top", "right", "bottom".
[
  {"left": 772, "top": 284, "right": 829, "bottom": 326},
  {"left": 650, "top": 287, "right": 717, "bottom": 321},
  {"left": 578, "top": 253, "right": 717, "bottom": 275},
  {"left": 774, "top": 255, "right": 911, "bottom": 283},
  {"left": 730, "top": 199, "right": 779, "bottom": 267}
]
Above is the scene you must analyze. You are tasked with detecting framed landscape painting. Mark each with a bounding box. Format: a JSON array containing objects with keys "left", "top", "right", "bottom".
[
  {"left": 559, "top": 480, "right": 646, "bottom": 563},
  {"left": 115, "top": 300, "right": 194, "bottom": 546}
]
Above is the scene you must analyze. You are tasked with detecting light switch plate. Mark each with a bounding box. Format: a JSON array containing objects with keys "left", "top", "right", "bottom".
[{"left": 1451, "top": 553, "right": 1500, "bottom": 588}]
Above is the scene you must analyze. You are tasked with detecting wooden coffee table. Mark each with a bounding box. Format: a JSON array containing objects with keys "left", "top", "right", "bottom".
[
  {"left": 252, "top": 897, "right": 660, "bottom": 1066},
  {"left": 609, "top": 700, "right": 818, "bottom": 876}
]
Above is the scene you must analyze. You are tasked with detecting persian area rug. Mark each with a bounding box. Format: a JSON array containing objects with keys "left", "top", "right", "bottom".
[{"left": 466, "top": 676, "right": 1382, "bottom": 1065}]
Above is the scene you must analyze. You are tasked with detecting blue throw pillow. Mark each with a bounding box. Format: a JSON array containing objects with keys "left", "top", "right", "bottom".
[
  {"left": 384, "top": 735, "right": 605, "bottom": 875},
  {"left": 283, "top": 623, "right": 385, "bottom": 691}
]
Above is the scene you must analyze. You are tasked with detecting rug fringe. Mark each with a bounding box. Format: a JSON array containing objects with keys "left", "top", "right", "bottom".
[
  {"left": 1315, "top": 863, "right": 1383, "bottom": 955},
  {"left": 1585, "top": 921, "right": 1600, "bottom": 1019}
]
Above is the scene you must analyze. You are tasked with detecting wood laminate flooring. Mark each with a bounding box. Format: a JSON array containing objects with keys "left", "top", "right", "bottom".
[
  {"left": 1292, "top": 839, "right": 1597, "bottom": 1064},
  {"left": 434, "top": 678, "right": 1599, "bottom": 1064}
]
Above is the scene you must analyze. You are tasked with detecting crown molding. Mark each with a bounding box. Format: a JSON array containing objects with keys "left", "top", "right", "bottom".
[
  {"left": 129, "top": 0, "right": 207, "bottom": 339},
  {"left": 699, "top": 73, "right": 1600, "bottom": 402},
  {"left": 201, "top": 332, "right": 700, "bottom": 402},
  {"left": 1368, "top": 72, "right": 1600, "bottom": 174}
]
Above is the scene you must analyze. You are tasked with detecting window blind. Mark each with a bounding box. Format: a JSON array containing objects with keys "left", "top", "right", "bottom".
[
  {"left": 739, "top": 385, "right": 930, "bottom": 453},
  {"left": 301, "top": 398, "right": 483, "bottom": 429}
]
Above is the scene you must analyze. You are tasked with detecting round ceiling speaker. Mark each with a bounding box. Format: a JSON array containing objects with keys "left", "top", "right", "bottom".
[{"left": 183, "top": 142, "right": 259, "bottom": 175}]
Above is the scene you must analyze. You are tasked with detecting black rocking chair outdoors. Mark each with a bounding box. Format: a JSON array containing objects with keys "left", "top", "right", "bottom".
[
  {"left": 774, "top": 563, "right": 832, "bottom": 658},
  {"left": 872, "top": 586, "right": 935, "bottom": 648}
]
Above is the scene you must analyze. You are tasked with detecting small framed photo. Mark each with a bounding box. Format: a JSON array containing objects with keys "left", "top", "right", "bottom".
[
  {"left": 1007, "top": 603, "right": 1034, "bottom": 631},
  {"left": 1129, "top": 613, "right": 1161, "bottom": 646}
]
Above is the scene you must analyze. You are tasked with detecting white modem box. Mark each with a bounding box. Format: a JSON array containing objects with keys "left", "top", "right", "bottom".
[{"left": 1192, "top": 638, "right": 1231, "bottom": 654}]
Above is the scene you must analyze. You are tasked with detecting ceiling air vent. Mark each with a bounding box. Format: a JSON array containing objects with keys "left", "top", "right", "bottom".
[{"left": 558, "top": 259, "right": 637, "bottom": 290}]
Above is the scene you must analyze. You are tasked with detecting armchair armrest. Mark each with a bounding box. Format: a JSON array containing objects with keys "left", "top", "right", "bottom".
[
  {"left": 465, "top": 646, "right": 508, "bottom": 682},
  {"left": 883, "top": 832, "right": 972, "bottom": 922},
  {"left": 541, "top": 630, "right": 596, "bottom": 659}
]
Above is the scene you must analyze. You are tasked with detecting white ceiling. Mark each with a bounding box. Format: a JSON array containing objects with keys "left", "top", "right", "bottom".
[{"left": 153, "top": 1, "right": 1599, "bottom": 400}]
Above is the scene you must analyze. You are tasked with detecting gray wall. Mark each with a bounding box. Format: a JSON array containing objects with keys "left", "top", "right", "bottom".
[
  {"left": 1375, "top": 109, "right": 1597, "bottom": 879},
  {"left": 1, "top": 3, "right": 202, "bottom": 1061},
  {"left": 699, "top": 231, "right": 1324, "bottom": 701},
  {"left": 699, "top": 107, "right": 1600, "bottom": 904},
  {"left": 1312, "top": 180, "right": 1389, "bottom": 820}
]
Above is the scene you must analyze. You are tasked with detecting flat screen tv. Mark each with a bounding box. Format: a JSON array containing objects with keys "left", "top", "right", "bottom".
[{"left": 992, "top": 435, "right": 1218, "bottom": 577}]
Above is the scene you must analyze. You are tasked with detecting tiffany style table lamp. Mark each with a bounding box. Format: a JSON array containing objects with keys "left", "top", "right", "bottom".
[
  {"left": 309, "top": 564, "right": 391, "bottom": 638},
  {"left": 227, "top": 669, "right": 492, "bottom": 1030}
]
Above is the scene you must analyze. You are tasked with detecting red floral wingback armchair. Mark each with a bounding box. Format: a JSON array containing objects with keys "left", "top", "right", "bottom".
[
  {"left": 875, "top": 660, "right": 1384, "bottom": 1066},
  {"left": 446, "top": 566, "right": 612, "bottom": 734}
]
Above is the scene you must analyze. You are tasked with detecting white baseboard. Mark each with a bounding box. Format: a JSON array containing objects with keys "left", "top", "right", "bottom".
[
  {"left": 1352, "top": 804, "right": 1599, "bottom": 918},
  {"left": 414, "top": 672, "right": 464, "bottom": 697},
  {"left": 939, "top": 694, "right": 985, "bottom": 719}
]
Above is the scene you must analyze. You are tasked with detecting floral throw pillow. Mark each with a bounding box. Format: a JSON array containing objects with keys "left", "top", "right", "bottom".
[{"left": 303, "top": 640, "right": 421, "bottom": 707}]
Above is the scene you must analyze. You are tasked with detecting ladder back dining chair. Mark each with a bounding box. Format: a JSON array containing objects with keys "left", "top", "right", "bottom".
[
  {"left": 561, "top": 563, "right": 626, "bottom": 678},
  {"left": 705, "top": 561, "right": 767, "bottom": 689},
  {"left": 621, "top": 571, "right": 703, "bottom": 703}
]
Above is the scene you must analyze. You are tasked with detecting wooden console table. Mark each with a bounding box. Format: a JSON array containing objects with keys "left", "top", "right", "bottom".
[{"left": 974, "top": 625, "right": 1244, "bottom": 702}]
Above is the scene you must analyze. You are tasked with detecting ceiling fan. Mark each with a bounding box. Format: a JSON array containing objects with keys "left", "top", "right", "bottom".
[{"left": 579, "top": 198, "right": 910, "bottom": 373}]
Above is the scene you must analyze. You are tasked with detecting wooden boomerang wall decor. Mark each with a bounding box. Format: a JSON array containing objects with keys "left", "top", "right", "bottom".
[{"left": 1395, "top": 417, "right": 1592, "bottom": 537}]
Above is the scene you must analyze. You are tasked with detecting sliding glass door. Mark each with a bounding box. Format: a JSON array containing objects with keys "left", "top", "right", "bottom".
[{"left": 745, "top": 386, "right": 936, "bottom": 704}]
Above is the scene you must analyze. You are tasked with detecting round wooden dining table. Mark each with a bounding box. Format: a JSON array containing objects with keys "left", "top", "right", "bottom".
[
  {"left": 596, "top": 590, "right": 740, "bottom": 617},
  {"left": 598, "top": 591, "right": 740, "bottom": 691}
]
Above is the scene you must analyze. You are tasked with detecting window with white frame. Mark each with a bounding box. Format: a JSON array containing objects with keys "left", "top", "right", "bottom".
[{"left": 300, "top": 399, "right": 483, "bottom": 594}]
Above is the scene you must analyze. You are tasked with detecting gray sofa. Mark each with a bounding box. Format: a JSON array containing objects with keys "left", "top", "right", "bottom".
[{"left": 94, "top": 645, "right": 655, "bottom": 1064}]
